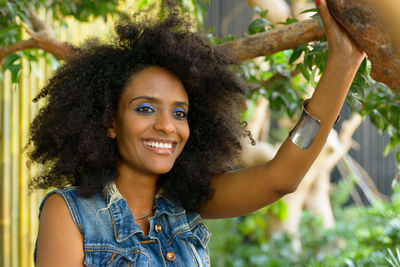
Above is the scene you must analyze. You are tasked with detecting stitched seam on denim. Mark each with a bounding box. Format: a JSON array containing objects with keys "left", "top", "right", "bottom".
[
  {"left": 167, "top": 217, "right": 202, "bottom": 244},
  {"left": 155, "top": 238, "right": 167, "bottom": 266},
  {"left": 65, "top": 192, "right": 82, "bottom": 230},
  {"left": 197, "top": 223, "right": 211, "bottom": 246},
  {"left": 106, "top": 253, "right": 117, "bottom": 264},
  {"left": 140, "top": 240, "right": 155, "bottom": 244},
  {"left": 188, "top": 215, "right": 202, "bottom": 228},
  {"left": 189, "top": 242, "right": 204, "bottom": 267},
  {"left": 84, "top": 248, "right": 141, "bottom": 254},
  {"left": 109, "top": 207, "right": 119, "bottom": 242},
  {"left": 183, "top": 240, "right": 197, "bottom": 265},
  {"left": 54, "top": 189, "right": 83, "bottom": 231}
]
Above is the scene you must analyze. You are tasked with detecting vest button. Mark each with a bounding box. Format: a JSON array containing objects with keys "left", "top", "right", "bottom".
[
  {"left": 155, "top": 223, "right": 162, "bottom": 233},
  {"left": 166, "top": 251, "right": 176, "bottom": 261}
]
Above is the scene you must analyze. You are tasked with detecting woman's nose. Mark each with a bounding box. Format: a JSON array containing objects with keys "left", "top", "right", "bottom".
[{"left": 153, "top": 112, "right": 176, "bottom": 135}]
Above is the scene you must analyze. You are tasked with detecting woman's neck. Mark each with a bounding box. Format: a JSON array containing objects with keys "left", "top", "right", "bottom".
[{"left": 114, "top": 163, "right": 158, "bottom": 219}]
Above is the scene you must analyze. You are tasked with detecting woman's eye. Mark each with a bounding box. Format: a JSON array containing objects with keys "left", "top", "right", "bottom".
[
  {"left": 136, "top": 104, "right": 155, "bottom": 114},
  {"left": 173, "top": 108, "right": 187, "bottom": 119}
]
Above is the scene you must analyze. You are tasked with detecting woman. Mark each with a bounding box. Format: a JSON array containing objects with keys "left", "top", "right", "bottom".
[{"left": 32, "top": 0, "right": 365, "bottom": 265}]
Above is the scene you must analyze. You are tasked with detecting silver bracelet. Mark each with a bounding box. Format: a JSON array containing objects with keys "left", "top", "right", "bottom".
[{"left": 289, "top": 99, "right": 321, "bottom": 150}]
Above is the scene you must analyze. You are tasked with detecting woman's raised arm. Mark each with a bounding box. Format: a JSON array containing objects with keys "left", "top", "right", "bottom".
[{"left": 200, "top": 0, "right": 365, "bottom": 219}]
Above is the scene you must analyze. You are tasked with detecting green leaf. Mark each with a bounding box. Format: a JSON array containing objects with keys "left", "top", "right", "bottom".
[
  {"left": 3, "top": 53, "right": 20, "bottom": 69},
  {"left": 359, "top": 58, "right": 368, "bottom": 73},
  {"left": 277, "top": 17, "right": 299, "bottom": 26},
  {"left": 299, "top": 63, "right": 310, "bottom": 81},
  {"left": 6, "top": 2, "right": 17, "bottom": 17},
  {"left": 0, "top": 25, "right": 19, "bottom": 42},
  {"left": 300, "top": 8, "right": 318, "bottom": 15},
  {"left": 304, "top": 54, "right": 314, "bottom": 70},
  {"left": 396, "top": 152, "right": 400, "bottom": 164},
  {"left": 248, "top": 18, "right": 271, "bottom": 35},
  {"left": 22, "top": 50, "right": 38, "bottom": 62},
  {"left": 8, "top": 64, "right": 22, "bottom": 83},
  {"left": 253, "top": 7, "right": 268, "bottom": 18},
  {"left": 17, "top": 11, "right": 33, "bottom": 29},
  {"left": 260, "top": 9, "right": 269, "bottom": 18},
  {"left": 289, "top": 47, "right": 304, "bottom": 65},
  {"left": 137, "top": 0, "right": 148, "bottom": 11}
]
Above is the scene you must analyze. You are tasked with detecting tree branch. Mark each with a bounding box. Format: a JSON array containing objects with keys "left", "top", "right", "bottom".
[
  {"left": 0, "top": 39, "right": 38, "bottom": 63},
  {"left": 0, "top": 9, "right": 78, "bottom": 64},
  {"left": 216, "top": 18, "right": 325, "bottom": 61},
  {"left": 1, "top": 13, "right": 324, "bottom": 67}
]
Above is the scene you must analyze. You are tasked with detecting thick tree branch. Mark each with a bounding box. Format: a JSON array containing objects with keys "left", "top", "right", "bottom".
[
  {"left": 0, "top": 39, "right": 38, "bottom": 62},
  {"left": 216, "top": 18, "right": 325, "bottom": 61},
  {"left": 1, "top": 17, "right": 324, "bottom": 65},
  {"left": 0, "top": 9, "right": 77, "bottom": 64}
]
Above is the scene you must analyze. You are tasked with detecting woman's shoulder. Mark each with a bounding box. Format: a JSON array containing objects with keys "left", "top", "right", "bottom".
[
  {"left": 40, "top": 186, "right": 104, "bottom": 209},
  {"left": 35, "top": 188, "right": 85, "bottom": 265}
]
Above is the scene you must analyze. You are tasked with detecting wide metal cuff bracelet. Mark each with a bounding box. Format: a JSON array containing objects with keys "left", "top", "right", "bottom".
[{"left": 289, "top": 99, "right": 321, "bottom": 150}]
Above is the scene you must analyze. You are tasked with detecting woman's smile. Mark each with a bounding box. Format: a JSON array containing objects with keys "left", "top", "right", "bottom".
[{"left": 142, "top": 138, "right": 177, "bottom": 156}]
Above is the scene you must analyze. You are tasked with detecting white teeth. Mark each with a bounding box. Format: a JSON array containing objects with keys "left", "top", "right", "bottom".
[{"left": 144, "top": 141, "right": 173, "bottom": 149}]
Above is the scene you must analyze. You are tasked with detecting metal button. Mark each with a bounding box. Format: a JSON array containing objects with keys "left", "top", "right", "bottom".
[
  {"left": 166, "top": 251, "right": 176, "bottom": 261},
  {"left": 155, "top": 223, "right": 162, "bottom": 233}
]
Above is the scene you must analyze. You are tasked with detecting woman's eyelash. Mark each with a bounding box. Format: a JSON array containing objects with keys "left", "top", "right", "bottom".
[{"left": 135, "top": 104, "right": 155, "bottom": 113}]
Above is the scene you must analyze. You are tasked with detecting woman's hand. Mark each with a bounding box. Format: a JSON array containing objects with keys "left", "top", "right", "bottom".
[{"left": 317, "top": 0, "right": 365, "bottom": 67}]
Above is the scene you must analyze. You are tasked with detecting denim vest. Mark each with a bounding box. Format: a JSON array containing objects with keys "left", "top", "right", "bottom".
[{"left": 34, "top": 186, "right": 211, "bottom": 266}]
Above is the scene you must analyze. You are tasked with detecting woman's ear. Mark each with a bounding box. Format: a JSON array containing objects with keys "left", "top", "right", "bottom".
[{"left": 107, "top": 121, "right": 117, "bottom": 139}]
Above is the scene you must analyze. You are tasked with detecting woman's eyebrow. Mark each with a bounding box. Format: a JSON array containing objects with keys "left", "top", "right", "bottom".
[
  {"left": 175, "top": 101, "right": 189, "bottom": 107},
  {"left": 128, "top": 96, "right": 155, "bottom": 104}
]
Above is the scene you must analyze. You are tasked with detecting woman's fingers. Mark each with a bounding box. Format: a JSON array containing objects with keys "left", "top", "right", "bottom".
[
  {"left": 316, "top": 0, "right": 365, "bottom": 62},
  {"left": 316, "top": 0, "right": 335, "bottom": 30}
]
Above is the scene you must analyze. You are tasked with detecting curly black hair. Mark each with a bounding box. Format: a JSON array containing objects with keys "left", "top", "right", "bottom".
[{"left": 28, "top": 11, "right": 250, "bottom": 212}]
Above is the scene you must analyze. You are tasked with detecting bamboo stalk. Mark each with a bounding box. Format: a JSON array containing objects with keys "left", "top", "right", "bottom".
[
  {"left": 2, "top": 71, "right": 12, "bottom": 267},
  {"left": 11, "top": 71, "right": 21, "bottom": 267},
  {"left": 19, "top": 56, "right": 30, "bottom": 267}
]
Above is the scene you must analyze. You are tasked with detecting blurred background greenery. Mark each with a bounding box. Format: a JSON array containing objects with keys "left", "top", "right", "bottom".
[{"left": 1, "top": 0, "right": 399, "bottom": 266}]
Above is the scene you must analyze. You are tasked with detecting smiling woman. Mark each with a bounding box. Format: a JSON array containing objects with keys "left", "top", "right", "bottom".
[
  {"left": 30, "top": 9, "right": 248, "bottom": 266},
  {"left": 29, "top": 0, "right": 365, "bottom": 266}
]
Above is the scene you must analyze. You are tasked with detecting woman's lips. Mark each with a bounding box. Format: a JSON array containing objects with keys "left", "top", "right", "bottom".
[{"left": 142, "top": 139, "right": 177, "bottom": 156}]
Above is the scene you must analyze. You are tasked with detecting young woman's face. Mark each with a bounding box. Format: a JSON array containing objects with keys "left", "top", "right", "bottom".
[{"left": 114, "top": 66, "right": 190, "bottom": 176}]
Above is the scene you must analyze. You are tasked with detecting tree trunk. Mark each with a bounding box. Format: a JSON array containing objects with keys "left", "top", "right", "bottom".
[{"left": 326, "top": 0, "right": 400, "bottom": 93}]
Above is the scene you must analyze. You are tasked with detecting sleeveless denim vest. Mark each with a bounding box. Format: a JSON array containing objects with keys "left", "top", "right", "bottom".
[{"left": 34, "top": 186, "right": 211, "bottom": 266}]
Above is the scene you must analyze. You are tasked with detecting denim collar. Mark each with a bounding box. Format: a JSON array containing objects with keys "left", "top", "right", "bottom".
[
  {"left": 105, "top": 185, "right": 186, "bottom": 243},
  {"left": 154, "top": 195, "right": 186, "bottom": 217}
]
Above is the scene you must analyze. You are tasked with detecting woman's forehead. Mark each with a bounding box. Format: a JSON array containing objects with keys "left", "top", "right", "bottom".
[{"left": 122, "top": 66, "right": 188, "bottom": 102}]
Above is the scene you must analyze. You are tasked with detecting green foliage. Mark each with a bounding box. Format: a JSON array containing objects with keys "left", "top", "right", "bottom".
[
  {"left": 386, "top": 248, "right": 400, "bottom": 267},
  {"left": 0, "top": 0, "right": 123, "bottom": 84},
  {"left": 206, "top": 183, "right": 400, "bottom": 267},
  {"left": 1, "top": 0, "right": 209, "bottom": 85},
  {"left": 241, "top": 11, "right": 400, "bottom": 160},
  {"left": 241, "top": 14, "right": 309, "bottom": 124}
]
